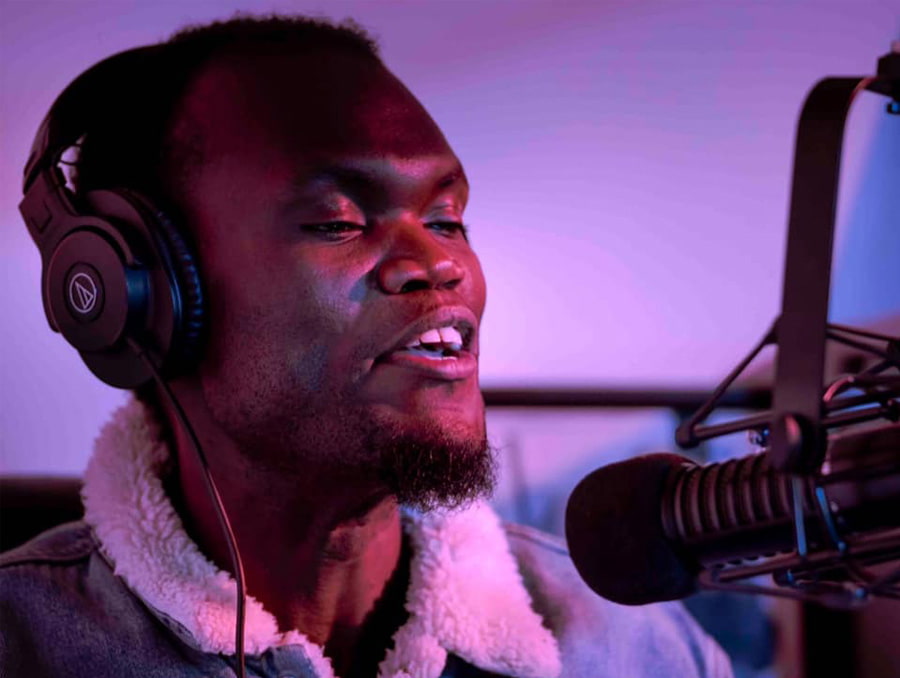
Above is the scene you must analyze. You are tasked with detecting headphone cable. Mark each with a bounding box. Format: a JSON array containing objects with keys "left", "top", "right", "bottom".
[{"left": 126, "top": 337, "right": 248, "bottom": 678}]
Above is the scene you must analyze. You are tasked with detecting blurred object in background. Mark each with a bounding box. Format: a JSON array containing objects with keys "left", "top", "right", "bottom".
[{"left": 485, "top": 393, "right": 774, "bottom": 678}]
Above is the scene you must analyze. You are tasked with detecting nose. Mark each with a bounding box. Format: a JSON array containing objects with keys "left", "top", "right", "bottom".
[{"left": 376, "top": 223, "right": 465, "bottom": 294}]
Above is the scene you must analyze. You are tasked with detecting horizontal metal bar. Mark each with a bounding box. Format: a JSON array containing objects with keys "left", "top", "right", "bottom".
[
  {"left": 686, "top": 411, "right": 774, "bottom": 442},
  {"left": 481, "top": 387, "right": 771, "bottom": 410},
  {"left": 714, "top": 528, "right": 900, "bottom": 583}
]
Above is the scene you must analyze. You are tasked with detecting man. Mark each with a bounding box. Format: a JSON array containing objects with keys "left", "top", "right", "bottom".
[{"left": 1, "top": 15, "right": 732, "bottom": 678}]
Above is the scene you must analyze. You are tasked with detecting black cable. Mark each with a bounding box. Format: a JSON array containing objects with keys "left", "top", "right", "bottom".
[
  {"left": 126, "top": 338, "right": 247, "bottom": 678},
  {"left": 676, "top": 320, "right": 777, "bottom": 447},
  {"left": 826, "top": 330, "right": 900, "bottom": 366},
  {"left": 828, "top": 323, "right": 899, "bottom": 343}
]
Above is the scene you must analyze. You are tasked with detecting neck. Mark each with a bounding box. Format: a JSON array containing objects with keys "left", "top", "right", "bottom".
[{"left": 158, "top": 381, "right": 407, "bottom": 675}]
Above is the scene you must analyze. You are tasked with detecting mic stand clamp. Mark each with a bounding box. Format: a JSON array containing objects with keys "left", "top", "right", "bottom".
[{"left": 674, "top": 46, "right": 900, "bottom": 606}]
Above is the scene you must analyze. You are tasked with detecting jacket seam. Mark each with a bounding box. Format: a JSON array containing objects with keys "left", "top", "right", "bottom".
[
  {"left": 503, "top": 522, "right": 570, "bottom": 557},
  {"left": 0, "top": 523, "right": 97, "bottom": 568}
]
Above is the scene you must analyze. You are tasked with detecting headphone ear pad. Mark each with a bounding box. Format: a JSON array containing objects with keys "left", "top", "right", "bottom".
[
  {"left": 148, "top": 204, "right": 205, "bottom": 372},
  {"left": 117, "top": 189, "right": 206, "bottom": 374}
]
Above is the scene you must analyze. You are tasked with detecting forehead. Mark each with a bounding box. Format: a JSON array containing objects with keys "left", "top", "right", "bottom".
[{"left": 174, "top": 48, "right": 457, "bottom": 175}]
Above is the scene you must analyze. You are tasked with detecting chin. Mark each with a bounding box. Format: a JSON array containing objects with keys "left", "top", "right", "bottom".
[
  {"left": 364, "top": 404, "right": 495, "bottom": 512},
  {"left": 373, "top": 397, "right": 485, "bottom": 442}
]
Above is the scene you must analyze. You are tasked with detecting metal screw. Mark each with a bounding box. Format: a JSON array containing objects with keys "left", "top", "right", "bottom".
[{"left": 748, "top": 427, "right": 770, "bottom": 448}]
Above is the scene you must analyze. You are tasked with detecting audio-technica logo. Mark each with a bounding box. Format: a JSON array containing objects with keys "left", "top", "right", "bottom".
[{"left": 68, "top": 272, "right": 98, "bottom": 315}]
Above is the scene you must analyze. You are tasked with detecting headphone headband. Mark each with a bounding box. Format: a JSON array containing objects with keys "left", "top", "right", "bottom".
[
  {"left": 23, "top": 45, "right": 165, "bottom": 193},
  {"left": 20, "top": 42, "right": 206, "bottom": 389}
]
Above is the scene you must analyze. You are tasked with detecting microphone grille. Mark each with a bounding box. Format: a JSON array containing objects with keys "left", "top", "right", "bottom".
[{"left": 565, "top": 453, "right": 699, "bottom": 605}]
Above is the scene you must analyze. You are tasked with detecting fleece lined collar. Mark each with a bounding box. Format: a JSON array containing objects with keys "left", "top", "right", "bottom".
[{"left": 82, "top": 399, "right": 561, "bottom": 678}]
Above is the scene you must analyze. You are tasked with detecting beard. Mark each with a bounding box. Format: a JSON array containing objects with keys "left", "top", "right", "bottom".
[
  {"left": 368, "top": 419, "right": 497, "bottom": 512},
  {"left": 205, "top": 382, "right": 497, "bottom": 512}
]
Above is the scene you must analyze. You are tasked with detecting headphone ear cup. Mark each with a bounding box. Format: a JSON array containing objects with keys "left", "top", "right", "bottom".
[
  {"left": 43, "top": 219, "right": 143, "bottom": 358},
  {"left": 66, "top": 188, "right": 204, "bottom": 387}
]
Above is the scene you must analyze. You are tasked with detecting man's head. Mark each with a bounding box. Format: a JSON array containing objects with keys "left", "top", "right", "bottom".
[{"left": 73, "top": 16, "right": 494, "bottom": 510}]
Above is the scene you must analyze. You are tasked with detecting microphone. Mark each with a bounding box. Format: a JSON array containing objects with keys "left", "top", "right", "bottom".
[
  {"left": 564, "top": 48, "right": 900, "bottom": 608},
  {"left": 565, "top": 423, "right": 900, "bottom": 606}
]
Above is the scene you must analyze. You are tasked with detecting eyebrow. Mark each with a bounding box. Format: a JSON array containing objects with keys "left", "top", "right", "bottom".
[{"left": 297, "top": 162, "right": 468, "bottom": 200}]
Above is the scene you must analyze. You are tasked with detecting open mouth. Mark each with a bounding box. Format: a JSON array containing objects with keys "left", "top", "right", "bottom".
[
  {"left": 397, "top": 325, "right": 467, "bottom": 360},
  {"left": 374, "top": 320, "right": 477, "bottom": 380}
]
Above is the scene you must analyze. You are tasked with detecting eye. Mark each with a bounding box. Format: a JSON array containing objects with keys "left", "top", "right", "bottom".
[
  {"left": 428, "top": 221, "right": 470, "bottom": 241},
  {"left": 301, "top": 221, "right": 366, "bottom": 241}
]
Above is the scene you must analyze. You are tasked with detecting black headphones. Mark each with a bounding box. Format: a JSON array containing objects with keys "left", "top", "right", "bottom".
[{"left": 19, "top": 46, "right": 205, "bottom": 389}]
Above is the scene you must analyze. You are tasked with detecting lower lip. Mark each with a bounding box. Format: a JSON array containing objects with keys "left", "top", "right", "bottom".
[{"left": 375, "top": 350, "right": 477, "bottom": 381}]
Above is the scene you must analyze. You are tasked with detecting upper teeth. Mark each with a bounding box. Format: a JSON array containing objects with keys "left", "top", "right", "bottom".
[{"left": 406, "top": 326, "right": 464, "bottom": 350}]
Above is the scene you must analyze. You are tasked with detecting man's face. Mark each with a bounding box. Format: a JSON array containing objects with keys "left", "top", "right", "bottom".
[{"left": 173, "top": 49, "right": 489, "bottom": 502}]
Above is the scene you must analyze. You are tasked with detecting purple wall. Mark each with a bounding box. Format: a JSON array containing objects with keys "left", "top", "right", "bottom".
[{"left": 2, "top": 1, "right": 898, "bottom": 474}]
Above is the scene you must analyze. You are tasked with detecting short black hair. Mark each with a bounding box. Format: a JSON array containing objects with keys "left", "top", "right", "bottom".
[
  {"left": 72, "top": 14, "right": 381, "bottom": 211},
  {"left": 71, "top": 15, "right": 380, "bottom": 407}
]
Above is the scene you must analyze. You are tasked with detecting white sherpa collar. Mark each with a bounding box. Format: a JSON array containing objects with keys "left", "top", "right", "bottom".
[{"left": 82, "top": 399, "right": 561, "bottom": 678}]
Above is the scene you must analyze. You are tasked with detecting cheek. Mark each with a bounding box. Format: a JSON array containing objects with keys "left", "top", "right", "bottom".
[
  {"left": 464, "top": 252, "right": 487, "bottom": 317},
  {"left": 200, "top": 257, "right": 364, "bottom": 388}
]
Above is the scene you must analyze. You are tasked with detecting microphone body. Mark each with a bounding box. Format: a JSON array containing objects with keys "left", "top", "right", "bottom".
[{"left": 565, "top": 424, "right": 900, "bottom": 605}]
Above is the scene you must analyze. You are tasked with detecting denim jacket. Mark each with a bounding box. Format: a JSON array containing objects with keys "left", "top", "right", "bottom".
[{"left": 0, "top": 400, "right": 732, "bottom": 678}]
